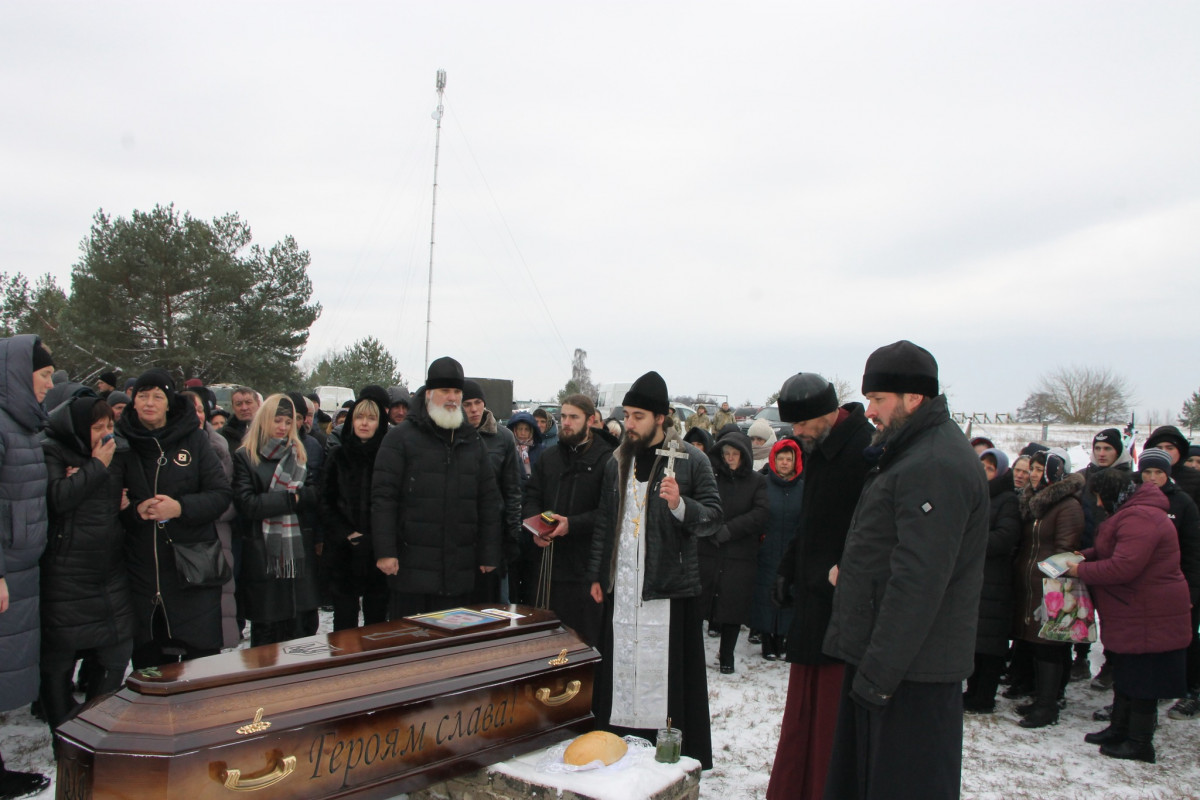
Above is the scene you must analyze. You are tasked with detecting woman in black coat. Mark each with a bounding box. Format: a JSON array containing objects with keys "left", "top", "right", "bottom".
[
  {"left": 318, "top": 391, "right": 390, "bottom": 631},
  {"left": 40, "top": 393, "right": 133, "bottom": 731},
  {"left": 699, "top": 431, "right": 769, "bottom": 673},
  {"left": 114, "top": 370, "right": 231, "bottom": 669},
  {"left": 963, "top": 448, "right": 1022, "bottom": 713},
  {"left": 233, "top": 394, "right": 320, "bottom": 646}
]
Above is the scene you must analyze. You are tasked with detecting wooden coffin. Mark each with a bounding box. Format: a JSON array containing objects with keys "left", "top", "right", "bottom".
[{"left": 55, "top": 605, "right": 600, "bottom": 799}]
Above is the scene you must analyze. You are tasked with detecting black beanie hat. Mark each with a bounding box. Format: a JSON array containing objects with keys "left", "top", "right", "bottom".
[
  {"left": 778, "top": 373, "right": 838, "bottom": 423},
  {"left": 133, "top": 369, "right": 175, "bottom": 404},
  {"left": 1092, "top": 428, "right": 1123, "bottom": 458},
  {"left": 31, "top": 339, "right": 54, "bottom": 371},
  {"left": 1019, "top": 442, "right": 1049, "bottom": 457},
  {"left": 354, "top": 385, "right": 392, "bottom": 418},
  {"left": 1144, "top": 425, "right": 1189, "bottom": 459},
  {"left": 287, "top": 392, "right": 309, "bottom": 419},
  {"left": 861, "top": 340, "right": 939, "bottom": 397},
  {"left": 622, "top": 371, "right": 670, "bottom": 416},
  {"left": 426, "top": 356, "right": 465, "bottom": 391},
  {"left": 106, "top": 391, "right": 131, "bottom": 407},
  {"left": 99, "top": 371, "right": 118, "bottom": 386},
  {"left": 463, "top": 379, "right": 485, "bottom": 404}
]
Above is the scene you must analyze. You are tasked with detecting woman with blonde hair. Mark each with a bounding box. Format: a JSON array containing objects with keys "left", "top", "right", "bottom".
[{"left": 233, "top": 394, "right": 319, "bottom": 646}]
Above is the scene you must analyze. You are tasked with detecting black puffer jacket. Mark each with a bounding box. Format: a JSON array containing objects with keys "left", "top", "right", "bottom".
[
  {"left": 586, "top": 425, "right": 724, "bottom": 599},
  {"left": 40, "top": 396, "right": 134, "bottom": 654},
  {"left": 523, "top": 431, "right": 616, "bottom": 583},
  {"left": 477, "top": 410, "right": 523, "bottom": 567},
  {"left": 232, "top": 446, "right": 320, "bottom": 624},
  {"left": 1161, "top": 480, "right": 1200, "bottom": 604},
  {"left": 319, "top": 393, "right": 389, "bottom": 586},
  {"left": 823, "top": 395, "right": 989, "bottom": 702},
  {"left": 699, "top": 432, "right": 768, "bottom": 626},
  {"left": 780, "top": 403, "right": 874, "bottom": 664},
  {"left": 974, "top": 473, "right": 1021, "bottom": 656},
  {"left": 114, "top": 397, "right": 231, "bottom": 652},
  {"left": 1013, "top": 473, "right": 1085, "bottom": 643},
  {"left": 370, "top": 390, "right": 502, "bottom": 596}
]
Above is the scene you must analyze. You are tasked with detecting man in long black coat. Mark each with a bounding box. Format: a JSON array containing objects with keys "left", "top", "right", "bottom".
[
  {"left": 766, "top": 373, "right": 873, "bottom": 800},
  {"left": 821, "top": 341, "right": 988, "bottom": 800},
  {"left": 371, "top": 357, "right": 502, "bottom": 619}
]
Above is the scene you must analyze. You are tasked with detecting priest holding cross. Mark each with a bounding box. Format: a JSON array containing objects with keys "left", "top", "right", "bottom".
[{"left": 586, "top": 370, "right": 723, "bottom": 770}]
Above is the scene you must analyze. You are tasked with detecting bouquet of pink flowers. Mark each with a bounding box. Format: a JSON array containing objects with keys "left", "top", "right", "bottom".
[{"left": 1037, "top": 576, "right": 1097, "bottom": 643}]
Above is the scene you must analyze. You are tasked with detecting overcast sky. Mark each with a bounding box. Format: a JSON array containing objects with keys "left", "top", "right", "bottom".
[{"left": 2, "top": 2, "right": 1197, "bottom": 423}]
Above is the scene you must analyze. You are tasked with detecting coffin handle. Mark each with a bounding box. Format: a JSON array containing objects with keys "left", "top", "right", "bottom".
[
  {"left": 222, "top": 755, "right": 297, "bottom": 792},
  {"left": 536, "top": 679, "right": 581, "bottom": 707}
]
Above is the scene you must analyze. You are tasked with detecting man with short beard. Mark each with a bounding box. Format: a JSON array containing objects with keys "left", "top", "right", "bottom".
[
  {"left": 371, "top": 357, "right": 501, "bottom": 619},
  {"left": 766, "top": 373, "right": 873, "bottom": 800},
  {"left": 523, "top": 394, "right": 615, "bottom": 646},
  {"left": 586, "top": 371, "right": 723, "bottom": 769},
  {"left": 462, "top": 380, "right": 521, "bottom": 604},
  {"left": 821, "top": 341, "right": 988, "bottom": 800}
]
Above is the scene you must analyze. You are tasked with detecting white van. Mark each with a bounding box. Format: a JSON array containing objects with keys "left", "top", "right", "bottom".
[{"left": 313, "top": 385, "right": 355, "bottom": 413}]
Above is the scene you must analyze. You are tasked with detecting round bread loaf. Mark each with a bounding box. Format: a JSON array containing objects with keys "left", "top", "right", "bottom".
[{"left": 563, "top": 730, "right": 628, "bottom": 766}]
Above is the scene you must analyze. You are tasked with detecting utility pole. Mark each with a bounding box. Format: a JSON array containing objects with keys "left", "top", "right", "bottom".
[{"left": 424, "top": 68, "right": 447, "bottom": 373}]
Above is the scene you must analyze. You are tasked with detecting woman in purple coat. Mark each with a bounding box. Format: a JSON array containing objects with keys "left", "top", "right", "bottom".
[{"left": 1069, "top": 471, "right": 1192, "bottom": 763}]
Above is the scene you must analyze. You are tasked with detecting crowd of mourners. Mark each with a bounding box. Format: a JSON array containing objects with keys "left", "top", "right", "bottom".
[{"left": 1, "top": 331, "right": 1199, "bottom": 799}]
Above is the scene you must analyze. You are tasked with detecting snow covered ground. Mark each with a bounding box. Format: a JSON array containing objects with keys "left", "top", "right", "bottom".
[{"left": 4, "top": 617, "right": 1200, "bottom": 799}]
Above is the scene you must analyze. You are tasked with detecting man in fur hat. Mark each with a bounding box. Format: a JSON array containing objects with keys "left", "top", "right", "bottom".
[
  {"left": 371, "top": 357, "right": 501, "bottom": 618},
  {"left": 585, "top": 370, "right": 723, "bottom": 769}
]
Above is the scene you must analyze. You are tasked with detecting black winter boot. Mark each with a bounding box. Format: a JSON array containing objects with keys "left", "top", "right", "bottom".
[
  {"left": 0, "top": 750, "right": 50, "bottom": 800},
  {"left": 1019, "top": 659, "right": 1063, "bottom": 728},
  {"left": 1100, "top": 706, "right": 1157, "bottom": 763},
  {"left": 1085, "top": 692, "right": 1130, "bottom": 745}
]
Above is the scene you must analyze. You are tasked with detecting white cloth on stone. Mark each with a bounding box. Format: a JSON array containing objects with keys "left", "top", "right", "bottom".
[{"left": 608, "top": 475, "right": 671, "bottom": 730}]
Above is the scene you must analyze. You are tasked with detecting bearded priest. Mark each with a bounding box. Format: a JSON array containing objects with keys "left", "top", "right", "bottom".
[{"left": 586, "top": 370, "right": 723, "bottom": 769}]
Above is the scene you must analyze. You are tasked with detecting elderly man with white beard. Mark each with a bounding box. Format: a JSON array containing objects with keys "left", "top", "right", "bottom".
[{"left": 371, "top": 357, "right": 502, "bottom": 619}]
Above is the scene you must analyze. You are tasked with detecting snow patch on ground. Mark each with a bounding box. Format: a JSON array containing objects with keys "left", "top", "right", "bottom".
[{"left": 5, "top": 614, "right": 1200, "bottom": 799}]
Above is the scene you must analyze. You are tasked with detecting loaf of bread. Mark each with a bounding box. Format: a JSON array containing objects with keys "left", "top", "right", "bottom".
[{"left": 563, "top": 730, "right": 628, "bottom": 766}]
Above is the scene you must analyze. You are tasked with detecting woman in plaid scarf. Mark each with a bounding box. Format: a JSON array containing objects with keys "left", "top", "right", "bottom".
[{"left": 233, "top": 394, "right": 320, "bottom": 647}]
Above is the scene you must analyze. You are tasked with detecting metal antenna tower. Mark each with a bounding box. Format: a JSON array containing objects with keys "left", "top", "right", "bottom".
[{"left": 424, "top": 68, "right": 447, "bottom": 373}]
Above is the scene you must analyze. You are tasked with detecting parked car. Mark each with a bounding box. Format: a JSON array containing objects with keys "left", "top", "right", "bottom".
[
  {"left": 733, "top": 405, "right": 761, "bottom": 423},
  {"left": 738, "top": 405, "right": 790, "bottom": 438}
]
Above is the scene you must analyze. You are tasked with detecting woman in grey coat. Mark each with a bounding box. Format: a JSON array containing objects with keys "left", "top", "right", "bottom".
[{"left": 0, "top": 334, "right": 56, "bottom": 797}]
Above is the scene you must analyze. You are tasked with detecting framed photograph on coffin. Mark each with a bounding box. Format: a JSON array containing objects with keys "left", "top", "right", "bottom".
[{"left": 405, "top": 607, "right": 509, "bottom": 631}]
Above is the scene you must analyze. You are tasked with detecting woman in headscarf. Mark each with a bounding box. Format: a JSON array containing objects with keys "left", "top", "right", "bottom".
[
  {"left": 751, "top": 438, "right": 803, "bottom": 661},
  {"left": 233, "top": 394, "right": 319, "bottom": 647},
  {"left": 39, "top": 392, "right": 133, "bottom": 734},
  {"left": 962, "top": 448, "right": 1022, "bottom": 713},
  {"left": 747, "top": 418, "right": 778, "bottom": 472},
  {"left": 319, "top": 388, "right": 391, "bottom": 631},
  {"left": 1010, "top": 448, "right": 1084, "bottom": 728},
  {"left": 115, "top": 369, "right": 231, "bottom": 669}
]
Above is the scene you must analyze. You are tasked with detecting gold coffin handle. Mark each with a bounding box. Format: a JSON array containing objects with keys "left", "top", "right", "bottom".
[
  {"left": 536, "top": 679, "right": 581, "bottom": 707},
  {"left": 222, "top": 755, "right": 297, "bottom": 792}
]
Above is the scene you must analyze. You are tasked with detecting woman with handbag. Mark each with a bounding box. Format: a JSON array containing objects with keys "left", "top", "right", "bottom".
[
  {"left": 114, "top": 370, "right": 232, "bottom": 669},
  {"left": 233, "top": 395, "right": 320, "bottom": 646},
  {"left": 1011, "top": 448, "right": 1085, "bottom": 728},
  {"left": 1069, "top": 465, "right": 1193, "bottom": 763}
]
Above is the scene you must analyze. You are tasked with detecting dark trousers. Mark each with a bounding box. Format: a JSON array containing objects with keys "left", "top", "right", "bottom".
[
  {"left": 331, "top": 573, "right": 389, "bottom": 632},
  {"left": 823, "top": 664, "right": 963, "bottom": 800},
  {"left": 40, "top": 641, "right": 132, "bottom": 730},
  {"left": 250, "top": 610, "right": 319, "bottom": 647},
  {"left": 965, "top": 652, "right": 1005, "bottom": 704},
  {"left": 388, "top": 591, "right": 472, "bottom": 620},
  {"left": 1187, "top": 604, "right": 1200, "bottom": 691},
  {"left": 548, "top": 580, "right": 604, "bottom": 647},
  {"left": 719, "top": 624, "right": 741, "bottom": 666},
  {"left": 131, "top": 607, "right": 220, "bottom": 670}
]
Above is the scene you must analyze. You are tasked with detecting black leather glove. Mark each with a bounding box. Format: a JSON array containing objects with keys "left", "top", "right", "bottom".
[{"left": 771, "top": 575, "right": 790, "bottom": 608}]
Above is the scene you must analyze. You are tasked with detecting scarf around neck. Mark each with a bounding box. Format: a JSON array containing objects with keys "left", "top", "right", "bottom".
[{"left": 260, "top": 437, "right": 307, "bottom": 579}]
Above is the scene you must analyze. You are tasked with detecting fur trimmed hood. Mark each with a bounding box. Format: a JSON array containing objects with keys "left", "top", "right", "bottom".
[{"left": 1020, "top": 471, "right": 1085, "bottom": 522}]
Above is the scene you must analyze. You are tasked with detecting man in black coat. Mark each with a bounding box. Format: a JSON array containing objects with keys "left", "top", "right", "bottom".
[
  {"left": 525, "top": 393, "right": 615, "bottom": 646},
  {"left": 766, "top": 373, "right": 874, "bottom": 800},
  {"left": 371, "top": 357, "right": 502, "bottom": 619},
  {"left": 463, "top": 379, "right": 521, "bottom": 604},
  {"left": 821, "top": 341, "right": 988, "bottom": 800}
]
